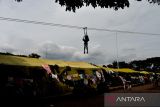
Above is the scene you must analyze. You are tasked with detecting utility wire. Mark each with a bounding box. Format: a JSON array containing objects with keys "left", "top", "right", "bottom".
[{"left": 0, "top": 16, "right": 160, "bottom": 36}]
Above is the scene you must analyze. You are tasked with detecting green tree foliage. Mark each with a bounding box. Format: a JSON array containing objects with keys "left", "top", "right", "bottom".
[
  {"left": 108, "top": 57, "right": 160, "bottom": 72},
  {"left": 0, "top": 52, "right": 13, "bottom": 56},
  {"left": 15, "top": 0, "right": 160, "bottom": 12},
  {"left": 130, "top": 57, "right": 160, "bottom": 71},
  {"left": 28, "top": 53, "right": 41, "bottom": 58},
  {"left": 55, "top": 0, "right": 130, "bottom": 12},
  {"left": 112, "top": 61, "right": 129, "bottom": 68}
]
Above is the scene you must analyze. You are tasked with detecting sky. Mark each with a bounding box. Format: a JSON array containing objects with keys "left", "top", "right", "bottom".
[{"left": 0, "top": 0, "right": 160, "bottom": 65}]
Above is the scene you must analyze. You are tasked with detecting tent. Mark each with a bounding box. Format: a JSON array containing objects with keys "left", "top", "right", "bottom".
[
  {"left": 140, "top": 71, "right": 150, "bottom": 74},
  {"left": 0, "top": 55, "right": 98, "bottom": 69},
  {"left": 0, "top": 55, "right": 99, "bottom": 75},
  {"left": 0, "top": 55, "right": 66, "bottom": 67},
  {"left": 103, "top": 67, "right": 139, "bottom": 73}
]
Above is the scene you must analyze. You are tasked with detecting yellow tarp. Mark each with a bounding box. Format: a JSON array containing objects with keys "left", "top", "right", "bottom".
[
  {"left": 0, "top": 55, "right": 98, "bottom": 69},
  {"left": 0, "top": 55, "right": 67, "bottom": 67},
  {"left": 65, "top": 61, "right": 98, "bottom": 69},
  {"left": 102, "top": 67, "right": 139, "bottom": 73},
  {"left": 140, "top": 71, "right": 150, "bottom": 74}
]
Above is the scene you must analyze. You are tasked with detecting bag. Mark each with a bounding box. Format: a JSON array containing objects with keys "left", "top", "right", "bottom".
[{"left": 83, "top": 35, "right": 89, "bottom": 42}]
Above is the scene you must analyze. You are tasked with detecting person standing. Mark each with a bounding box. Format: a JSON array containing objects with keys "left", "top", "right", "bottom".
[{"left": 83, "top": 27, "right": 89, "bottom": 54}]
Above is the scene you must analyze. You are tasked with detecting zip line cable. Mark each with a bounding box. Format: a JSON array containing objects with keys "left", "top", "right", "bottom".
[
  {"left": 0, "top": 17, "right": 83, "bottom": 29},
  {"left": 87, "top": 28, "right": 160, "bottom": 36},
  {"left": 0, "top": 16, "right": 160, "bottom": 36}
]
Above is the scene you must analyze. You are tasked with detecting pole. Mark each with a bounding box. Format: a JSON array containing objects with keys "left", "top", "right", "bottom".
[
  {"left": 45, "top": 45, "right": 48, "bottom": 59},
  {"left": 116, "top": 32, "right": 119, "bottom": 69}
]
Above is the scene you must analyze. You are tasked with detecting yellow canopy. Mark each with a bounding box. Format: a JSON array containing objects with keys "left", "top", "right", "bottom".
[
  {"left": 0, "top": 55, "right": 98, "bottom": 69},
  {"left": 104, "top": 67, "right": 139, "bottom": 73},
  {"left": 0, "top": 55, "right": 67, "bottom": 67},
  {"left": 140, "top": 71, "right": 149, "bottom": 74},
  {"left": 65, "top": 61, "right": 98, "bottom": 69}
]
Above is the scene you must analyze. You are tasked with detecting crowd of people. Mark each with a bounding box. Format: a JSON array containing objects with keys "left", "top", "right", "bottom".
[{"left": 0, "top": 64, "right": 160, "bottom": 97}]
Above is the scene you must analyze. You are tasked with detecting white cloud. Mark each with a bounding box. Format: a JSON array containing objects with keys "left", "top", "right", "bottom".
[
  {"left": 37, "top": 41, "right": 110, "bottom": 64},
  {"left": 0, "top": 43, "right": 17, "bottom": 53},
  {"left": 0, "top": 0, "right": 160, "bottom": 64}
]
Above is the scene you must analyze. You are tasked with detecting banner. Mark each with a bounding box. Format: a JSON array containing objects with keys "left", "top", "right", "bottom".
[{"left": 42, "top": 64, "right": 52, "bottom": 74}]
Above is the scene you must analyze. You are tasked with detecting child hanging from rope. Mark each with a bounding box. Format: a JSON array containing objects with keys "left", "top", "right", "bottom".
[{"left": 83, "top": 27, "right": 89, "bottom": 54}]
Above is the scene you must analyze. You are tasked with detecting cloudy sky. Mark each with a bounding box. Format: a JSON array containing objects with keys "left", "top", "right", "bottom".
[{"left": 0, "top": 0, "right": 160, "bottom": 65}]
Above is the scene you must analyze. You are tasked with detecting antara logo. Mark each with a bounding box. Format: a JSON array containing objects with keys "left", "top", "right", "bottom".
[
  {"left": 116, "top": 97, "right": 146, "bottom": 102},
  {"left": 105, "top": 96, "right": 146, "bottom": 106}
]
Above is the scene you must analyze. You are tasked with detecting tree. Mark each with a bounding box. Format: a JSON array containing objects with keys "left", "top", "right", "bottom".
[
  {"left": 107, "top": 64, "right": 113, "bottom": 68},
  {"left": 15, "top": 0, "right": 160, "bottom": 12},
  {"left": 112, "top": 61, "right": 118, "bottom": 68},
  {"left": 28, "top": 53, "right": 41, "bottom": 58},
  {"left": 0, "top": 52, "right": 14, "bottom": 56},
  {"left": 112, "top": 61, "right": 129, "bottom": 68},
  {"left": 118, "top": 61, "right": 129, "bottom": 68}
]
